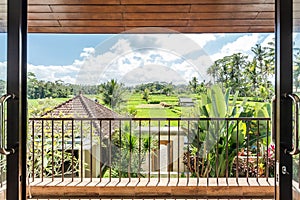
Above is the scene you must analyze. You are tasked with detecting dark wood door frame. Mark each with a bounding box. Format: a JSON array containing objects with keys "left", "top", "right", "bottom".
[
  {"left": 275, "top": 0, "right": 293, "bottom": 199},
  {"left": 7, "top": 0, "right": 27, "bottom": 199}
]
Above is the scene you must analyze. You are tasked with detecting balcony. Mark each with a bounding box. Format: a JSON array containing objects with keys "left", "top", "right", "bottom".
[{"left": 23, "top": 117, "right": 274, "bottom": 199}]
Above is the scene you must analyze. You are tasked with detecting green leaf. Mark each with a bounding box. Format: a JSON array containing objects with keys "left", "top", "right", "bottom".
[{"left": 211, "top": 85, "right": 226, "bottom": 118}]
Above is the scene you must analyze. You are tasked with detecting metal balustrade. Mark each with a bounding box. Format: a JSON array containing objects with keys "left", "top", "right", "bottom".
[{"left": 26, "top": 117, "right": 273, "bottom": 187}]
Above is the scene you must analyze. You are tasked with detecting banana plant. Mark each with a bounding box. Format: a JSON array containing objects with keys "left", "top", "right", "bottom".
[{"left": 186, "top": 84, "right": 249, "bottom": 177}]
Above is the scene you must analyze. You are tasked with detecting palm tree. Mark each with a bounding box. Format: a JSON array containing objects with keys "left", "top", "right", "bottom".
[
  {"left": 142, "top": 88, "right": 150, "bottom": 102},
  {"left": 162, "top": 83, "right": 174, "bottom": 96},
  {"left": 250, "top": 44, "right": 274, "bottom": 99},
  {"left": 189, "top": 77, "right": 199, "bottom": 93},
  {"left": 100, "top": 79, "right": 126, "bottom": 109},
  {"left": 207, "top": 63, "right": 219, "bottom": 84},
  {"left": 207, "top": 54, "right": 248, "bottom": 95}
]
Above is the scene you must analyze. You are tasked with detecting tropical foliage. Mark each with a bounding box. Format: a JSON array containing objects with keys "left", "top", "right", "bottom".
[
  {"left": 103, "top": 126, "right": 157, "bottom": 178},
  {"left": 183, "top": 85, "right": 271, "bottom": 177},
  {"left": 27, "top": 120, "right": 82, "bottom": 178}
]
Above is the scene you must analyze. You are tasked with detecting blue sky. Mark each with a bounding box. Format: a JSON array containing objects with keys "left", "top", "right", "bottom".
[{"left": 0, "top": 32, "right": 274, "bottom": 85}]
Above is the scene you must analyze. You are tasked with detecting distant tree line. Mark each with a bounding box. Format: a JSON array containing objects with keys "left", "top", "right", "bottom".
[
  {"left": 134, "top": 82, "right": 175, "bottom": 96},
  {"left": 27, "top": 72, "right": 98, "bottom": 99},
  {"left": 26, "top": 72, "right": 201, "bottom": 102}
]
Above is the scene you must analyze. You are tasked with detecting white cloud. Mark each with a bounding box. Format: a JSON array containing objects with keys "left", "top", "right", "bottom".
[
  {"left": 110, "top": 39, "right": 132, "bottom": 54},
  {"left": 75, "top": 33, "right": 215, "bottom": 85},
  {"left": 191, "top": 55, "right": 214, "bottom": 81},
  {"left": 261, "top": 34, "right": 275, "bottom": 47},
  {"left": 185, "top": 34, "right": 217, "bottom": 48},
  {"left": 121, "top": 65, "right": 186, "bottom": 85},
  {"left": 28, "top": 62, "right": 80, "bottom": 84},
  {"left": 222, "top": 34, "right": 259, "bottom": 53},
  {"left": 80, "top": 47, "right": 95, "bottom": 58},
  {"left": 211, "top": 34, "right": 260, "bottom": 61}
]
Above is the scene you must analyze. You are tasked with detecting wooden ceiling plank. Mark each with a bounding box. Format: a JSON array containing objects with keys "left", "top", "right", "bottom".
[
  {"left": 125, "top": 20, "right": 188, "bottom": 27},
  {"left": 256, "top": 11, "right": 274, "bottom": 18},
  {"left": 249, "top": 25, "right": 274, "bottom": 32},
  {"left": 59, "top": 20, "right": 123, "bottom": 27},
  {"left": 50, "top": 5, "right": 124, "bottom": 13},
  {"left": 53, "top": 20, "right": 273, "bottom": 28},
  {"left": 58, "top": 20, "right": 189, "bottom": 27},
  {"left": 29, "top": 0, "right": 120, "bottom": 5},
  {"left": 28, "top": 5, "right": 53, "bottom": 13},
  {"left": 293, "top": 2, "right": 300, "bottom": 11},
  {"left": 28, "top": 20, "right": 60, "bottom": 27},
  {"left": 190, "top": 12, "right": 261, "bottom": 19},
  {"left": 124, "top": 12, "right": 263, "bottom": 20},
  {"left": 50, "top": 5, "right": 191, "bottom": 13},
  {"left": 293, "top": 11, "right": 300, "bottom": 19},
  {"left": 28, "top": 13, "right": 122, "bottom": 20},
  {"left": 36, "top": 12, "right": 267, "bottom": 21},
  {"left": 125, "top": 26, "right": 253, "bottom": 33},
  {"left": 264, "top": 0, "right": 274, "bottom": 3},
  {"left": 28, "top": 0, "right": 274, "bottom": 5},
  {"left": 191, "top": 4, "right": 274, "bottom": 12},
  {"left": 28, "top": 26, "right": 126, "bottom": 33},
  {"left": 189, "top": 19, "right": 273, "bottom": 26},
  {"left": 122, "top": 0, "right": 271, "bottom": 5},
  {"left": 28, "top": 25, "right": 274, "bottom": 33},
  {"left": 124, "top": 5, "right": 190, "bottom": 13},
  {"left": 0, "top": 6, "right": 6, "bottom": 13},
  {"left": 193, "top": 0, "right": 273, "bottom": 3},
  {"left": 124, "top": 13, "right": 190, "bottom": 20}
]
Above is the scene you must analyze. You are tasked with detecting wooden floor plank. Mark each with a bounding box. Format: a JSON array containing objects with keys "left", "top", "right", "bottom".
[{"left": 27, "top": 178, "right": 275, "bottom": 199}]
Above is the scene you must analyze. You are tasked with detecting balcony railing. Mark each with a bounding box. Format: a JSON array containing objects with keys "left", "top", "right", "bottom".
[
  {"left": 26, "top": 117, "right": 274, "bottom": 198},
  {"left": 27, "top": 117, "right": 273, "bottom": 181}
]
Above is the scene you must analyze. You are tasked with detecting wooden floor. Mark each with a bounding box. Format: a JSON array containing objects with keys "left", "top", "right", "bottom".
[
  {"left": 31, "top": 198, "right": 274, "bottom": 200},
  {"left": 27, "top": 178, "right": 275, "bottom": 199}
]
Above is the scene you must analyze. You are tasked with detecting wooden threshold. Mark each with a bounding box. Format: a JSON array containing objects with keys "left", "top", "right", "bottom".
[{"left": 28, "top": 178, "right": 275, "bottom": 199}]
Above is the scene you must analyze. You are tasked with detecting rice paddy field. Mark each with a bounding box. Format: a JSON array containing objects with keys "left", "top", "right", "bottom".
[{"left": 27, "top": 93, "right": 268, "bottom": 119}]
